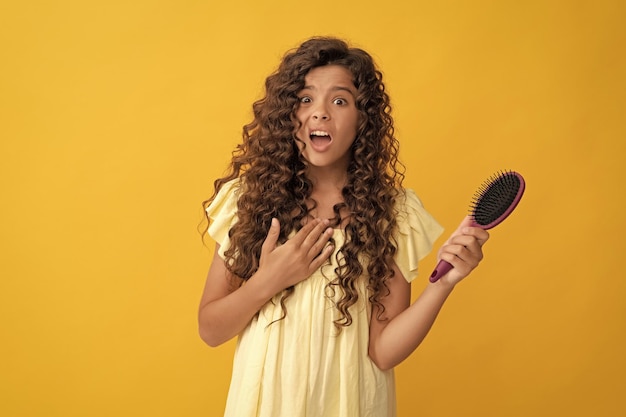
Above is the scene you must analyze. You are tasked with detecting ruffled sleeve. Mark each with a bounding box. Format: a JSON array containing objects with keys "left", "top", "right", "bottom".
[
  {"left": 205, "top": 178, "right": 240, "bottom": 259},
  {"left": 395, "top": 189, "right": 444, "bottom": 283}
]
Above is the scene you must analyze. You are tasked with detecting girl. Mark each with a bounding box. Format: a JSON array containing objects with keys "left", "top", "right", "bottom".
[{"left": 198, "top": 37, "right": 489, "bottom": 417}]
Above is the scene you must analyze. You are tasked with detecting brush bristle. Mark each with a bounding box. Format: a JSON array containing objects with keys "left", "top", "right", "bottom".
[{"left": 471, "top": 171, "right": 523, "bottom": 228}]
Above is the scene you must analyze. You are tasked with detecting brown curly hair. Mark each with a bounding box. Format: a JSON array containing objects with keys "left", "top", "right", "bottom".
[{"left": 202, "top": 37, "right": 405, "bottom": 327}]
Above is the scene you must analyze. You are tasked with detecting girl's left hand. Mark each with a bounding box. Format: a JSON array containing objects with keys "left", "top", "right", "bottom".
[{"left": 436, "top": 216, "right": 490, "bottom": 286}]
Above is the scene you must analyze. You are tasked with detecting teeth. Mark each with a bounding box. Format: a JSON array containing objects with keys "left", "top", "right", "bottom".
[{"left": 310, "top": 130, "right": 330, "bottom": 137}]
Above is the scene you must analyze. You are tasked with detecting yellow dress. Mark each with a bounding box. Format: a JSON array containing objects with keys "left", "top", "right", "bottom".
[{"left": 206, "top": 179, "right": 444, "bottom": 417}]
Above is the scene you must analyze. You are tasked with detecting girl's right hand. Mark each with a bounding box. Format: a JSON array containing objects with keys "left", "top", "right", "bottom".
[
  {"left": 257, "top": 217, "right": 334, "bottom": 293},
  {"left": 198, "top": 218, "right": 334, "bottom": 347}
]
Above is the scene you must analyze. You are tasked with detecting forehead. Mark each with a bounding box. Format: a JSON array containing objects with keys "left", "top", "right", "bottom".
[{"left": 302, "top": 65, "right": 356, "bottom": 91}]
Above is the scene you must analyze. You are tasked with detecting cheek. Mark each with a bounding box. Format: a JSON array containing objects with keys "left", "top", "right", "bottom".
[
  {"left": 295, "top": 107, "right": 307, "bottom": 122},
  {"left": 350, "top": 113, "right": 360, "bottom": 136},
  {"left": 294, "top": 127, "right": 306, "bottom": 143}
]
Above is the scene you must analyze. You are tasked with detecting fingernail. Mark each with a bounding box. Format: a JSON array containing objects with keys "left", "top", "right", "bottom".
[{"left": 271, "top": 218, "right": 278, "bottom": 227}]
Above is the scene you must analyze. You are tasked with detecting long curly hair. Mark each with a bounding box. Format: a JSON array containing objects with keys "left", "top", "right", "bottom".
[{"left": 202, "top": 37, "right": 405, "bottom": 327}]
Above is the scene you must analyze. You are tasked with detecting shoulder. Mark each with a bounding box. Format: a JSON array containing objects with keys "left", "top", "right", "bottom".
[
  {"left": 395, "top": 188, "right": 433, "bottom": 229},
  {"left": 205, "top": 178, "right": 241, "bottom": 256},
  {"left": 206, "top": 178, "right": 241, "bottom": 218},
  {"left": 393, "top": 188, "right": 444, "bottom": 282},
  {"left": 395, "top": 187, "right": 443, "bottom": 239}
]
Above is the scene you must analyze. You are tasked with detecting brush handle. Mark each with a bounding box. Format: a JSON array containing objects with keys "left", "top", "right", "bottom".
[
  {"left": 429, "top": 220, "right": 480, "bottom": 283},
  {"left": 429, "top": 260, "right": 454, "bottom": 283}
]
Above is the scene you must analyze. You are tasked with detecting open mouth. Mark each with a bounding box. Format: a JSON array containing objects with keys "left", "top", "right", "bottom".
[{"left": 309, "top": 130, "right": 331, "bottom": 146}]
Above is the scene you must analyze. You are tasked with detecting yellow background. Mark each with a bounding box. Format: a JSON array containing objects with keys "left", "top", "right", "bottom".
[{"left": 1, "top": 1, "right": 624, "bottom": 416}]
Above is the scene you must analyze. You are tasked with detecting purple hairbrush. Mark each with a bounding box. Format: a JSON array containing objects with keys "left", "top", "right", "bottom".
[{"left": 429, "top": 170, "right": 526, "bottom": 283}]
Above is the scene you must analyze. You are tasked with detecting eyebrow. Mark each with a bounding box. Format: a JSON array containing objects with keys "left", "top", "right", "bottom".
[{"left": 301, "top": 85, "right": 357, "bottom": 96}]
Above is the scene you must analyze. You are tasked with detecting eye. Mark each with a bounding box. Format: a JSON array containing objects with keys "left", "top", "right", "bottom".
[
  {"left": 333, "top": 98, "right": 347, "bottom": 105},
  {"left": 299, "top": 96, "right": 312, "bottom": 104}
]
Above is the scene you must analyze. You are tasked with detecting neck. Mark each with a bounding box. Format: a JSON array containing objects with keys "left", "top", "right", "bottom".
[{"left": 306, "top": 165, "right": 348, "bottom": 192}]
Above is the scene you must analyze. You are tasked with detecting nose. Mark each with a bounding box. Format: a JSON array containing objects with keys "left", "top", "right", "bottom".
[{"left": 312, "top": 103, "right": 329, "bottom": 120}]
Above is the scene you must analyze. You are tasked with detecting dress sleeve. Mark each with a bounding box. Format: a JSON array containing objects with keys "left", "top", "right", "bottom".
[
  {"left": 205, "top": 178, "right": 240, "bottom": 259},
  {"left": 394, "top": 189, "right": 445, "bottom": 283}
]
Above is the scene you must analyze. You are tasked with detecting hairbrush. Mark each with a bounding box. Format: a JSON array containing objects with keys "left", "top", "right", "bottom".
[{"left": 429, "top": 170, "right": 526, "bottom": 283}]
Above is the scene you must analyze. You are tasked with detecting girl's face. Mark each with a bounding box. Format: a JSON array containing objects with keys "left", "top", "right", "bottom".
[{"left": 295, "top": 65, "right": 359, "bottom": 173}]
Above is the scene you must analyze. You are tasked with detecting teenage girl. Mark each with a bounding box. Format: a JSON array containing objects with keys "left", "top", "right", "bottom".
[{"left": 198, "top": 37, "right": 489, "bottom": 417}]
